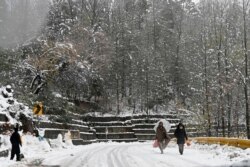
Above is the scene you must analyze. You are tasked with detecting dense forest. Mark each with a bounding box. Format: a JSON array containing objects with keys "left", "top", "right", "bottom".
[{"left": 0, "top": 0, "right": 250, "bottom": 138}]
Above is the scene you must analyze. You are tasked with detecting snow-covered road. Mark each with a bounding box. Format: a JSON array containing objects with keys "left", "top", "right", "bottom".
[
  {"left": 41, "top": 142, "right": 233, "bottom": 167},
  {"left": 2, "top": 138, "right": 249, "bottom": 167}
]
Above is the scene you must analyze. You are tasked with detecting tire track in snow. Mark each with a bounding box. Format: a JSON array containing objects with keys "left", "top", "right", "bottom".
[
  {"left": 125, "top": 143, "right": 172, "bottom": 167},
  {"left": 82, "top": 145, "right": 114, "bottom": 167},
  {"left": 84, "top": 144, "right": 129, "bottom": 167},
  {"left": 48, "top": 144, "right": 112, "bottom": 167},
  {"left": 81, "top": 144, "right": 138, "bottom": 167},
  {"left": 110, "top": 145, "right": 130, "bottom": 167},
  {"left": 64, "top": 143, "right": 173, "bottom": 167},
  {"left": 42, "top": 142, "right": 228, "bottom": 167},
  {"left": 107, "top": 146, "right": 123, "bottom": 167}
]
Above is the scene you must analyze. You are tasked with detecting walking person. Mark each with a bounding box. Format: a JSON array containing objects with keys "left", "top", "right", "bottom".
[
  {"left": 155, "top": 121, "right": 171, "bottom": 154},
  {"left": 10, "top": 126, "right": 22, "bottom": 161},
  {"left": 174, "top": 123, "right": 188, "bottom": 155}
]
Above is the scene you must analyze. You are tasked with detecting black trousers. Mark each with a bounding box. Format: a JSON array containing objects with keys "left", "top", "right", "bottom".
[
  {"left": 178, "top": 144, "right": 184, "bottom": 155},
  {"left": 10, "top": 147, "right": 20, "bottom": 161}
]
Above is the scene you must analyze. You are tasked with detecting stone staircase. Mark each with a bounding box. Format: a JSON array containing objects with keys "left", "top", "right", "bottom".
[
  {"left": 1, "top": 112, "right": 201, "bottom": 145},
  {"left": 84, "top": 116, "right": 137, "bottom": 142},
  {"left": 131, "top": 114, "right": 180, "bottom": 141},
  {"left": 34, "top": 120, "right": 96, "bottom": 145},
  {"left": 80, "top": 114, "right": 199, "bottom": 142}
]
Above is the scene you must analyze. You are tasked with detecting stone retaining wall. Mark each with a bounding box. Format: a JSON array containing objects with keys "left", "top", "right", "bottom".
[{"left": 44, "top": 129, "right": 80, "bottom": 139}]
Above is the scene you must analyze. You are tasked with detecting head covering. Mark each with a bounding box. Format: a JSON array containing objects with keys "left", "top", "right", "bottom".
[
  {"left": 177, "top": 123, "right": 185, "bottom": 130},
  {"left": 14, "top": 123, "right": 19, "bottom": 132},
  {"left": 14, "top": 127, "right": 18, "bottom": 132}
]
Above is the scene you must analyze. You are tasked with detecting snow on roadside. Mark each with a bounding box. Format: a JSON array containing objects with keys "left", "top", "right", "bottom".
[
  {"left": 0, "top": 85, "right": 32, "bottom": 125},
  {"left": 191, "top": 142, "right": 250, "bottom": 165},
  {"left": 0, "top": 133, "right": 75, "bottom": 167}
]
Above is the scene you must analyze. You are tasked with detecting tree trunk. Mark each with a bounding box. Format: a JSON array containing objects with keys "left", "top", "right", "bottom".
[
  {"left": 234, "top": 92, "right": 240, "bottom": 137},
  {"left": 243, "top": 0, "right": 250, "bottom": 139},
  {"left": 116, "top": 75, "right": 120, "bottom": 115},
  {"left": 202, "top": 32, "right": 211, "bottom": 136}
]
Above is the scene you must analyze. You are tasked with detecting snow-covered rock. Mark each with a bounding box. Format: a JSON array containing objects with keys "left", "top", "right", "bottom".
[
  {"left": 0, "top": 135, "right": 11, "bottom": 149},
  {"left": 49, "top": 134, "right": 73, "bottom": 149},
  {"left": 0, "top": 85, "right": 32, "bottom": 127}
]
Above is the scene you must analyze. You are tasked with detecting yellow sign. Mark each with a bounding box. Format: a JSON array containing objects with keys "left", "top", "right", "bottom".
[{"left": 33, "top": 102, "right": 43, "bottom": 116}]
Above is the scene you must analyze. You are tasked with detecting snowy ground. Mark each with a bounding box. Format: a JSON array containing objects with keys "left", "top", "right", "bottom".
[{"left": 1, "top": 136, "right": 250, "bottom": 167}]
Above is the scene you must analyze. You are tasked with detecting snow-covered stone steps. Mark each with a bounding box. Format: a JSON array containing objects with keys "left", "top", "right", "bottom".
[
  {"left": 44, "top": 129, "right": 80, "bottom": 139},
  {"left": 132, "top": 114, "right": 178, "bottom": 119},
  {"left": 133, "top": 124, "right": 155, "bottom": 129},
  {"left": 94, "top": 126, "right": 134, "bottom": 133},
  {"left": 133, "top": 128, "right": 176, "bottom": 134},
  {"left": 77, "top": 114, "right": 183, "bottom": 143},
  {"left": 70, "top": 119, "right": 88, "bottom": 126},
  {"left": 34, "top": 121, "right": 89, "bottom": 132},
  {"left": 88, "top": 121, "right": 130, "bottom": 126},
  {"left": 72, "top": 139, "right": 85, "bottom": 145},
  {"left": 133, "top": 123, "right": 178, "bottom": 128},
  {"left": 136, "top": 134, "right": 155, "bottom": 141},
  {"left": 81, "top": 114, "right": 179, "bottom": 122},
  {"left": 80, "top": 132, "right": 96, "bottom": 140},
  {"left": 96, "top": 132, "right": 136, "bottom": 140},
  {"left": 131, "top": 118, "right": 180, "bottom": 124},
  {"left": 97, "top": 138, "right": 138, "bottom": 142},
  {"left": 91, "top": 121, "right": 137, "bottom": 142},
  {"left": 132, "top": 122, "right": 177, "bottom": 141},
  {"left": 133, "top": 128, "right": 155, "bottom": 134},
  {"left": 72, "top": 139, "right": 97, "bottom": 145},
  {"left": 81, "top": 114, "right": 179, "bottom": 123},
  {"left": 82, "top": 116, "right": 131, "bottom": 122},
  {"left": 35, "top": 120, "right": 97, "bottom": 144},
  {"left": 133, "top": 125, "right": 176, "bottom": 132},
  {"left": 133, "top": 128, "right": 180, "bottom": 135},
  {"left": 94, "top": 126, "right": 138, "bottom": 142}
]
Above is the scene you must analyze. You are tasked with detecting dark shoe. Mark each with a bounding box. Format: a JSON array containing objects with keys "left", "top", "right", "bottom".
[{"left": 20, "top": 153, "right": 24, "bottom": 159}]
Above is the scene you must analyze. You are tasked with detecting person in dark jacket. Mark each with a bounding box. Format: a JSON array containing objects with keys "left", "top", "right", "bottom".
[
  {"left": 155, "top": 122, "right": 171, "bottom": 154},
  {"left": 174, "top": 123, "right": 188, "bottom": 155},
  {"left": 10, "top": 127, "right": 22, "bottom": 161}
]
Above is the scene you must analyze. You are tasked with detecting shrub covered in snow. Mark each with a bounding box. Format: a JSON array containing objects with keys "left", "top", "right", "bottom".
[
  {"left": 0, "top": 85, "right": 33, "bottom": 133},
  {"left": 48, "top": 134, "right": 73, "bottom": 149}
]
